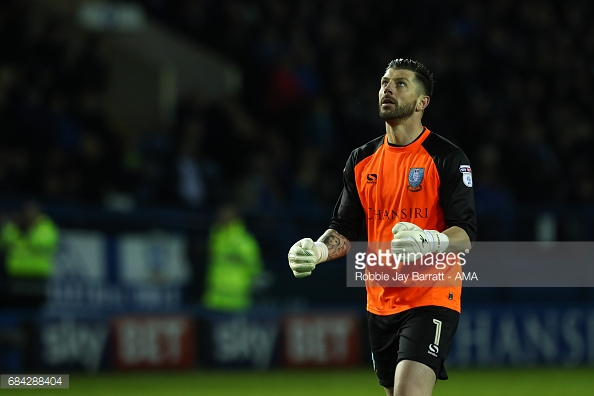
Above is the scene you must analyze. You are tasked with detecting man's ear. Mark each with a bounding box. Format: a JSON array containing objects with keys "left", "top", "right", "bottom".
[{"left": 417, "top": 95, "right": 430, "bottom": 111}]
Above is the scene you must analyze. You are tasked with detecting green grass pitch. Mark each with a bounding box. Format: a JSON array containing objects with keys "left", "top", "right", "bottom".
[{"left": 2, "top": 367, "right": 593, "bottom": 395}]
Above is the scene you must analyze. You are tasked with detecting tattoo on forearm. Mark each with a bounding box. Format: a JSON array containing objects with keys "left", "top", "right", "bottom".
[{"left": 319, "top": 229, "right": 351, "bottom": 261}]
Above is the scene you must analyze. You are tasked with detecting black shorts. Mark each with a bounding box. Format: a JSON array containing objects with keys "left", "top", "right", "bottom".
[{"left": 368, "top": 306, "right": 459, "bottom": 388}]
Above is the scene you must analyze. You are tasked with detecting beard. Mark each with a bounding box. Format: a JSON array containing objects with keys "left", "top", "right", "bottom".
[{"left": 379, "top": 99, "right": 416, "bottom": 121}]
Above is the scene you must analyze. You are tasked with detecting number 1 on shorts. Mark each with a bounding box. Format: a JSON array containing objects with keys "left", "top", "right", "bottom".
[{"left": 432, "top": 318, "right": 442, "bottom": 345}]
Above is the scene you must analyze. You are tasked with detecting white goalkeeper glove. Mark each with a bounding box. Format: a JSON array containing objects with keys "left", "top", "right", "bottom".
[
  {"left": 391, "top": 225, "right": 449, "bottom": 262},
  {"left": 288, "top": 238, "right": 329, "bottom": 278},
  {"left": 392, "top": 221, "right": 423, "bottom": 233}
]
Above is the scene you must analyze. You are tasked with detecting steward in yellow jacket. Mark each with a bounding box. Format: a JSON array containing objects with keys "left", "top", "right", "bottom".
[
  {"left": 202, "top": 204, "right": 263, "bottom": 312},
  {"left": 1, "top": 216, "right": 58, "bottom": 278}
]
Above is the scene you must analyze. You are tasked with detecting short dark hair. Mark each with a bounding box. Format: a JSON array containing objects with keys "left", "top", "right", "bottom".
[{"left": 386, "top": 59, "right": 434, "bottom": 97}]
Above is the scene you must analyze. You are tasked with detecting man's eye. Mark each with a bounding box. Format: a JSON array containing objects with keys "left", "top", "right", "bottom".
[{"left": 397, "top": 82, "right": 406, "bottom": 87}]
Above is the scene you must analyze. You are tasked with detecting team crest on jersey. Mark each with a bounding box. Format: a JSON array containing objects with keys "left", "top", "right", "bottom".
[{"left": 407, "top": 168, "right": 424, "bottom": 192}]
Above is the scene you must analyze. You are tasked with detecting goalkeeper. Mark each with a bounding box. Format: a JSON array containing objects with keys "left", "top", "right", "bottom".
[{"left": 288, "top": 59, "right": 477, "bottom": 396}]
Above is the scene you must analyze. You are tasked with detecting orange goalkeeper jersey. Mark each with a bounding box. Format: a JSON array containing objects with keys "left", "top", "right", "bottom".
[{"left": 329, "top": 128, "right": 477, "bottom": 315}]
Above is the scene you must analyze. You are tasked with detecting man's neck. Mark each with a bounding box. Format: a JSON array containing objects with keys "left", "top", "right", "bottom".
[{"left": 385, "top": 119, "right": 425, "bottom": 146}]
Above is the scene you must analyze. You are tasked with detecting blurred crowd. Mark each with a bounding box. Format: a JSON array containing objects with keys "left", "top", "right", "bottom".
[
  {"left": 1, "top": 0, "right": 593, "bottom": 222},
  {"left": 0, "top": 1, "right": 129, "bottom": 204}
]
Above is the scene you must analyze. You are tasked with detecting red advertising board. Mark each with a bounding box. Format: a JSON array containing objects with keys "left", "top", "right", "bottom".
[
  {"left": 112, "top": 315, "right": 195, "bottom": 370},
  {"left": 282, "top": 314, "right": 361, "bottom": 367}
]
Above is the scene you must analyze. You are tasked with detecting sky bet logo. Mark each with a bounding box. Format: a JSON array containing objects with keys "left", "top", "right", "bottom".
[{"left": 366, "top": 174, "right": 378, "bottom": 184}]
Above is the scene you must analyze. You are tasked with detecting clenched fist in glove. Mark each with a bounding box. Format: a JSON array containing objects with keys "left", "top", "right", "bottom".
[
  {"left": 391, "top": 221, "right": 423, "bottom": 233},
  {"left": 391, "top": 222, "right": 449, "bottom": 262},
  {"left": 288, "top": 238, "right": 329, "bottom": 278}
]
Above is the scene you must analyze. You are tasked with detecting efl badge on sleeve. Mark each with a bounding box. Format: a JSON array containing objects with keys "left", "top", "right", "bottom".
[
  {"left": 459, "top": 165, "right": 473, "bottom": 187},
  {"left": 407, "top": 168, "right": 424, "bottom": 192}
]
